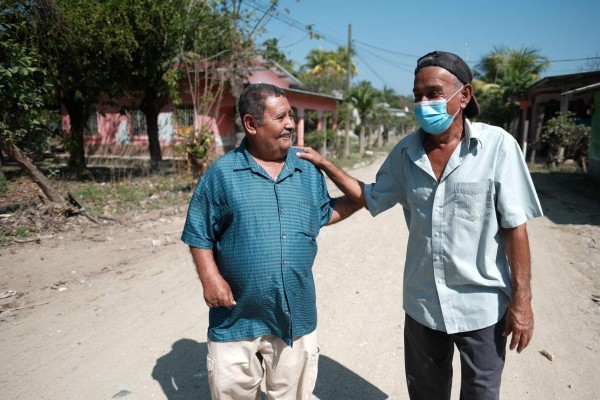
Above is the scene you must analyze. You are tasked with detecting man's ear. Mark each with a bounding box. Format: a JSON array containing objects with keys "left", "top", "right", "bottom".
[
  {"left": 461, "top": 84, "right": 473, "bottom": 108},
  {"left": 243, "top": 114, "right": 257, "bottom": 135}
]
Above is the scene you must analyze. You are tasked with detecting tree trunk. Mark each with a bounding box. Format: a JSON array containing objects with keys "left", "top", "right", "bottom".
[
  {"left": 344, "top": 103, "right": 351, "bottom": 157},
  {"left": 376, "top": 124, "right": 384, "bottom": 147},
  {"left": 63, "top": 100, "right": 88, "bottom": 173},
  {"left": 227, "top": 59, "right": 248, "bottom": 146},
  {"left": 140, "top": 92, "right": 164, "bottom": 172},
  {"left": 359, "top": 126, "right": 366, "bottom": 155},
  {"left": 529, "top": 113, "right": 545, "bottom": 166},
  {"left": 387, "top": 127, "right": 396, "bottom": 145},
  {"left": 2, "top": 143, "right": 66, "bottom": 205}
]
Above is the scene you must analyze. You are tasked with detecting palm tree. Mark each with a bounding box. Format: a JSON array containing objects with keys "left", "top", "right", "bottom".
[
  {"left": 350, "top": 81, "right": 379, "bottom": 154},
  {"left": 303, "top": 48, "right": 344, "bottom": 75},
  {"left": 474, "top": 46, "right": 549, "bottom": 131},
  {"left": 302, "top": 46, "right": 357, "bottom": 95},
  {"left": 477, "top": 46, "right": 548, "bottom": 96}
]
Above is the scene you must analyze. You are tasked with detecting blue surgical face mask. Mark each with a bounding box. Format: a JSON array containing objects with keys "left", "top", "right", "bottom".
[{"left": 414, "top": 86, "right": 463, "bottom": 135}]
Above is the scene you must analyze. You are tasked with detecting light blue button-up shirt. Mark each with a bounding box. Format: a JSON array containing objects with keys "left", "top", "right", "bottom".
[
  {"left": 365, "top": 120, "right": 543, "bottom": 334},
  {"left": 181, "top": 139, "right": 334, "bottom": 345}
]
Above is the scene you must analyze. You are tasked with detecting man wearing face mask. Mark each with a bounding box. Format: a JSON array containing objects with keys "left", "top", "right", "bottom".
[{"left": 296, "top": 51, "right": 543, "bottom": 399}]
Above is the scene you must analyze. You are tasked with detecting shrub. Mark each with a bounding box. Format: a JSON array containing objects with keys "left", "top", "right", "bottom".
[{"left": 541, "top": 111, "right": 590, "bottom": 169}]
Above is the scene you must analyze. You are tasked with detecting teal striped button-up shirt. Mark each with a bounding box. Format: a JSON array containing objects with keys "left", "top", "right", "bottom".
[
  {"left": 182, "top": 140, "right": 334, "bottom": 345},
  {"left": 365, "top": 120, "right": 543, "bottom": 334}
]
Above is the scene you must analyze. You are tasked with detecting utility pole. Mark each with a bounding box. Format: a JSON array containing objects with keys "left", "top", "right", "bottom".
[{"left": 343, "top": 23, "right": 352, "bottom": 158}]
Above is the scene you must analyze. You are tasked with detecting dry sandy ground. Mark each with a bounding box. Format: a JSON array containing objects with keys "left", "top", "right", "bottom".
[{"left": 1, "top": 157, "right": 599, "bottom": 400}]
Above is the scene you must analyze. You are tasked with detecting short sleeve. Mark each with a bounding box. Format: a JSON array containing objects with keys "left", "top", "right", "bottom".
[
  {"left": 315, "top": 168, "right": 334, "bottom": 227},
  {"left": 181, "top": 176, "right": 220, "bottom": 249},
  {"left": 365, "top": 147, "right": 405, "bottom": 217},
  {"left": 495, "top": 138, "right": 543, "bottom": 228}
]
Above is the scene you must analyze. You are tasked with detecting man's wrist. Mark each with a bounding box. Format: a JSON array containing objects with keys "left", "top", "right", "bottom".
[{"left": 512, "top": 287, "right": 532, "bottom": 304}]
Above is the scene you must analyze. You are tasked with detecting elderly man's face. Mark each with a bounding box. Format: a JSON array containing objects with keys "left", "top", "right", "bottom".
[
  {"left": 251, "top": 95, "right": 296, "bottom": 161},
  {"left": 413, "top": 66, "right": 464, "bottom": 116}
]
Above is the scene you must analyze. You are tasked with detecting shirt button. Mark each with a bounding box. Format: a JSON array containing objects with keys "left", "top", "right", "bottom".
[
  {"left": 437, "top": 278, "right": 444, "bottom": 284},
  {"left": 285, "top": 311, "right": 290, "bottom": 316},
  {"left": 279, "top": 208, "right": 284, "bottom": 213},
  {"left": 435, "top": 207, "right": 439, "bottom": 212},
  {"left": 434, "top": 256, "right": 440, "bottom": 261},
  {"left": 282, "top": 235, "right": 287, "bottom": 239},
  {"left": 434, "top": 232, "right": 439, "bottom": 237},
  {"left": 283, "top": 260, "right": 288, "bottom": 265}
]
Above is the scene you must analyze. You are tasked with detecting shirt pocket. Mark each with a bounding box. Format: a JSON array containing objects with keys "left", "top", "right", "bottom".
[{"left": 454, "top": 180, "right": 493, "bottom": 222}]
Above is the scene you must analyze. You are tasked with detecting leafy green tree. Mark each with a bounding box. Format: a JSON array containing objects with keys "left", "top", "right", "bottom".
[
  {"left": 302, "top": 46, "right": 356, "bottom": 95},
  {"left": 119, "top": 0, "right": 200, "bottom": 171},
  {"left": 0, "top": 21, "right": 51, "bottom": 153},
  {"left": 30, "top": 0, "right": 135, "bottom": 174},
  {"left": 475, "top": 46, "right": 549, "bottom": 131},
  {"left": 213, "top": 0, "right": 282, "bottom": 138},
  {"left": 261, "top": 37, "right": 295, "bottom": 72},
  {"left": 174, "top": 3, "right": 233, "bottom": 178},
  {"left": 0, "top": 18, "right": 64, "bottom": 203}
]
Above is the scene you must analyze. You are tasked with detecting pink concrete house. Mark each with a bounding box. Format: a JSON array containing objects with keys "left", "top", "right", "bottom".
[{"left": 63, "top": 59, "right": 340, "bottom": 158}]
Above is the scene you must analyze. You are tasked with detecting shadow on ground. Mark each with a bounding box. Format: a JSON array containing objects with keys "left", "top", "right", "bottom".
[
  {"left": 531, "top": 172, "right": 600, "bottom": 226},
  {"left": 152, "top": 339, "right": 388, "bottom": 399}
]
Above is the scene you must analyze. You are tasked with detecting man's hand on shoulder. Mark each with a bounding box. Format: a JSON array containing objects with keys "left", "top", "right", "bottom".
[
  {"left": 294, "top": 146, "right": 330, "bottom": 170},
  {"left": 295, "top": 146, "right": 366, "bottom": 207}
]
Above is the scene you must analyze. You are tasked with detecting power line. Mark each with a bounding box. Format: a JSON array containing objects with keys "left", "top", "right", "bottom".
[
  {"left": 548, "top": 56, "right": 600, "bottom": 63},
  {"left": 353, "top": 50, "right": 389, "bottom": 87},
  {"left": 353, "top": 44, "right": 414, "bottom": 72},
  {"left": 353, "top": 40, "right": 419, "bottom": 59}
]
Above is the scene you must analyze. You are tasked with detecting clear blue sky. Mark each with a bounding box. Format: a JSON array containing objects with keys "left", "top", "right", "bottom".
[{"left": 253, "top": 0, "right": 600, "bottom": 96}]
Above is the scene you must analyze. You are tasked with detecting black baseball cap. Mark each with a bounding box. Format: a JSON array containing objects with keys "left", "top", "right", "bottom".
[{"left": 415, "top": 51, "right": 480, "bottom": 118}]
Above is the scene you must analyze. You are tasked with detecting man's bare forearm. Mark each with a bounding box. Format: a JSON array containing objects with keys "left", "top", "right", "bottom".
[
  {"left": 504, "top": 224, "right": 532, "bottom": 302},
  {"left": 189, "top": 247, "right": 236, "bottom": 307},
  {"left": 320, "top": 158, "right": 367, "bottom": 207},
  {"left": 502, "top": 223, "right": 534, "bottom": 352},
  {"left": 328, "top": 196, "right": 363, "bottom": 225}
]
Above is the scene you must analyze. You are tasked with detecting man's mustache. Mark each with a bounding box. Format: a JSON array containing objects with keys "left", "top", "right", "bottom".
[{"left": 278, "top": 130, "right": 295, "bottom": 138}]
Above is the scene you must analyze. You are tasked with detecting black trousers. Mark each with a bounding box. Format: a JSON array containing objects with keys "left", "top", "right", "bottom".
[{"left": 404, "top": 313, "right": 507, "bottom": 400}]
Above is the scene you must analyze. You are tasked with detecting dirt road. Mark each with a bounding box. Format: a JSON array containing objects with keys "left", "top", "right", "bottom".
[{"left": 1, "top": 157, "right": 599, "bottom": 399}]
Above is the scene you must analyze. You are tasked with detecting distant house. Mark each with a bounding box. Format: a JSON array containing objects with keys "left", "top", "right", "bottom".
[
  {"left": 518, "top": 70, "right": 600, "bottom": 180},
  {"left": 61, "top": 58, "right": 341, "bottom": 161}
]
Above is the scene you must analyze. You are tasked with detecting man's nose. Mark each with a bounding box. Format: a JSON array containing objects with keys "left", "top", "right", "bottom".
[{"left": 285, "top": 115, "right": 296, "bottom": 128}]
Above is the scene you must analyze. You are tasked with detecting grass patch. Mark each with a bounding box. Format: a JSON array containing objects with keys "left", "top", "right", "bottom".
[
  {"left": 58, "top": 173, "right": 194, "bottom": 217},
  {"left": 0, "top": 234, "right": 9, "bottom": 246},
  {"left": 14, "top": 227, "right": 33, "bottom": 238}
]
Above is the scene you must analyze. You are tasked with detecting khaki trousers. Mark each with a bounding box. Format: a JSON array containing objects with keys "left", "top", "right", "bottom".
[{"left": 207, "top": 330, "right": 319, "bottom": 400}]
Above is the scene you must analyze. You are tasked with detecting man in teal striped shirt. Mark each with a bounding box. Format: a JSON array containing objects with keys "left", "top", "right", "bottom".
[{"left": 182, "top": 83, "right": 359, "bottom": 400}]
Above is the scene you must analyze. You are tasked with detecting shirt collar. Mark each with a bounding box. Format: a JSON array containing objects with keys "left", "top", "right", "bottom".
[
  {"left": 403, "top": 118, "right": 482, "bottom": 156},
  {"left": 464, "top": 118, "right": 483, "bottom": 149},
  {"left": 233, "top": 138, "right": 303, "bottom": 179}
]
